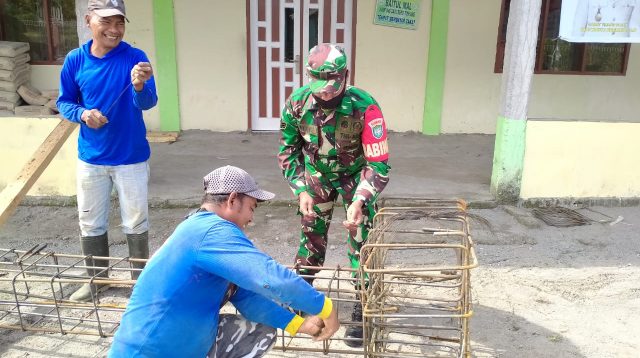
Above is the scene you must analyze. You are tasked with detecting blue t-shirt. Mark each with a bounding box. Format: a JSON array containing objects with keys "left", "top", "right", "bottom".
[
  {"left": 57, "top": 40, "right": 158, "bottom": 165},
  {"left": 109, "top": 211, "right": 326, "bottom": 358}
]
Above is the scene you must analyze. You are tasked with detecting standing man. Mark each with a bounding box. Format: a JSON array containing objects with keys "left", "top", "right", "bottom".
[
  {"left": 109, "top": 166, "right": 340, "bottom": 357},
  {"left": 57, "top": 0, "right": 158, "bottom": 301},
  {"left": 278, "top": 43, "right": 390, "bottom": 347}
]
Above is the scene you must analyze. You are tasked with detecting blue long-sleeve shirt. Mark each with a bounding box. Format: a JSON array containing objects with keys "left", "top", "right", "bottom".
[
  {"left": 109, "top": 211, "right": 326, "bottom": 358},
  {"left": 57, "top": 40, "right": 158, "bottom": 165}
]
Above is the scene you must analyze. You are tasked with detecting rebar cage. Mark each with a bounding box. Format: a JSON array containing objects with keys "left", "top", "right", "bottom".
[
  {"left": 0, "top": 246, "right": 140, "bottom": 337},
  {"left": 0, "top": 199, "right": 477, "bottom": 357},
  {"left": 359, "top": 199, "right": 477, "bottom": 358}
]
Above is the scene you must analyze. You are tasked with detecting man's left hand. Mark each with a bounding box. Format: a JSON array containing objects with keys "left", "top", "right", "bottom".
[
  {"left": 314, "top": 305, "right": 340, "bottom": 341},
  {"left": 343, "top": 200, "right": 364, "bottom": 230},
  {"left": 131, "top": 62, "right": 153, "bottom": 91},
  {"left": 297, "top": 315, "right": 324, "bottom": 337}
]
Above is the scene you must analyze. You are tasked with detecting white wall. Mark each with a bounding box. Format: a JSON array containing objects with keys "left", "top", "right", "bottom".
[
  {"left": 521, "top": 120, "right": 640, "bottom": 198},
  {"left": 173, "top": 1, "right": 248, "bottom": 131},
  {"left": 0, "top": 118, "right": 78, "bottom": 196},
  {"left": 170, "top": 0, "right": 430, "bottom": 132},
  {"left": 355, "top": 0, "right": 431, "bottom": 132},
  {"left": 443, "top": 1, "right": 640, "bottom": 133},
  {"left": 30, "top": 65, "right": 61, "bottom": 92},
  {"left": 528, "top": 45, "right": 640, "bottom": 122},
  {"left": 124, "top": 0, "right": 160, "bottom": 130},
  {"left": 441, "top": 0, "right": 502, "bottom": 133}
]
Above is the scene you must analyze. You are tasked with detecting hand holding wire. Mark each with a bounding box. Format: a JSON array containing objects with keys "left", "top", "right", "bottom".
[
  {"left": 131, "top": 62, "right": 153, "bottom": 91},
  {"left": 81, "top": 109, "right": 108, "bottom": 129}
]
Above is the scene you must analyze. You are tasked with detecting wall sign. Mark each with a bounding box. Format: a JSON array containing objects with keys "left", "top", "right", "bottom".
[
  {"left": 374, "top": 0, "right": 420, "bottom": 30},
  {"left": 559, "top": 0, "right": 640, "bottom": 43}
]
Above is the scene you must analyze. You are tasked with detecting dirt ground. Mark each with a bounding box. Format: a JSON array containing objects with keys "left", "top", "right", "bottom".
[{"left": 1, "top": 202, "right": 639, "bottom": 357}]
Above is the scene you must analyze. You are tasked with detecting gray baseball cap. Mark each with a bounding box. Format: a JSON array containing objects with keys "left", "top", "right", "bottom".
[
  {"left": 203, "top": 166, "right": 275, "bottom": 202},
  {"left": 88, "top": 0, "right": 128, "bottom": 21}
]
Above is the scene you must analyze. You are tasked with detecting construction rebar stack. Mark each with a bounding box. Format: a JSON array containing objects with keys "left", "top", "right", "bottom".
[
  {"left": 0, "top": 247, "right": 367, "bottom": 355},
  {"left": 270, "top": 265, "right": 367, "bottom": 356},
  {"left": 0, "top": 198, "right": 478, "bottom": 358},
  {"left": 359, "top": 199, "right": 477, "bottom": 358},
  {"left": 0, "top": 246, "right": 141, "bottom": 337}
]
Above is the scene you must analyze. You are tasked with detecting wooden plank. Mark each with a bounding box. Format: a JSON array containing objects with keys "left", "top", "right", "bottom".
[
  {"left": 146, "top": 131, "right": 179, "bottom": 143},
  {"left": 0, "top": 120, "right": 78, "bottom": 227}
]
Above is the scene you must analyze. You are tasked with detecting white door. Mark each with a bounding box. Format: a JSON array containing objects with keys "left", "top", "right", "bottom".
[{"left": 249, "top": 0, "right": 355, "bottom": 131}]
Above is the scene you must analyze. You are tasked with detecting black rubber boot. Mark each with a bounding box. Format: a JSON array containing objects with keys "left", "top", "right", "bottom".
[
  {"left": 344, "top": 299, "right": 364, "bottom": 347},
  {"left": 70, "top": 233, "right": 110, "bottom": 302},
  {"left": 126, "top": 231, "right": 149, "bottom": 280}
]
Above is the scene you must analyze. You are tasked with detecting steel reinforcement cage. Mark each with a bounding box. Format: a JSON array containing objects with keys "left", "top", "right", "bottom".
[
  {"left": 0, "top": 199, "right": 477, "bottom": 357},
  {"left": 358, "top": 199, "right": 477, "bottom": 358}
]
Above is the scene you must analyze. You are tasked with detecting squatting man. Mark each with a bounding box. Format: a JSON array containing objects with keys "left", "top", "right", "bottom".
[{"left": 109, "top": 166, "right": 340, "bottom": 358}]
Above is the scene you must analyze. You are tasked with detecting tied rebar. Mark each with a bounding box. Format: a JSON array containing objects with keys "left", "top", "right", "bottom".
[
  {"left": 0, "top": 198, "right": 477, "bottom": 357},
  {"left": 359, "top": 199, "right": 477, "bottom": 358},
  {"left": 0, "top": 246, "right": 143, "bottom": 337}
]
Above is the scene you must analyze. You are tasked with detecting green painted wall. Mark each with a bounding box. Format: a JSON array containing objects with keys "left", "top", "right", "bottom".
[
  {"left": 491, "top": 116, "right": 526, "bottom": 202},
  {"left": 422, "top": 0, "right": 449, "bottom": 135},
  {"left": 152, "top": 0, "right": 180, "bottom": 131}
]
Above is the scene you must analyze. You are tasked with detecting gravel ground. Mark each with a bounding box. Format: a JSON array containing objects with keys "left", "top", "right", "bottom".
[{"left": 1, "top": 203, "right": 639, "bottom": 357}]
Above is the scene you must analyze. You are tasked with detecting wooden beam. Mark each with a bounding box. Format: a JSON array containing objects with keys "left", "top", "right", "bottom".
[
  {"left": 0, "top": 120, "right": 78, "bottom": 227},
  {"left": 146, "top": 131, "right": 179, "bottom": 143}
]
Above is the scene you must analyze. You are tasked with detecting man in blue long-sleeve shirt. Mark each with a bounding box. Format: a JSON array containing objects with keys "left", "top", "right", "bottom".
[
  {"left": 56, "top": 0, "right": 158, "bottom": 301},
  {"left": 109, "top": 166, "right": 340, "bottom": 357}
]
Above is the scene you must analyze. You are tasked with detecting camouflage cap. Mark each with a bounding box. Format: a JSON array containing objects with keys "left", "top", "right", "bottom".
[{"left": 306, "top": 44, "right": 347, "bottom": 95}]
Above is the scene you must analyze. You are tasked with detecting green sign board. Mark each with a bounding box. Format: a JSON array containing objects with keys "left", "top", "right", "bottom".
[{"left": 374, "top": 0, "right": 420, "bottom": 30}]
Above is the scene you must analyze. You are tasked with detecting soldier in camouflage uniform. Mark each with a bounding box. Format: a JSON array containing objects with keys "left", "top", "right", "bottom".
[{"left": 278, "top": 43, "right": 390, "bottom": 347}]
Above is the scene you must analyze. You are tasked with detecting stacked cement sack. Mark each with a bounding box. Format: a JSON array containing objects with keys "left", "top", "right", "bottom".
[
  {"left": 0, "top": 41, "right": 30, "bottom": 116},
  {"left": 16, "top": 83, "right": 58, "bottom": 116},
  {"left": 0, "top": 41, "right": 59, "bottom": 117}
]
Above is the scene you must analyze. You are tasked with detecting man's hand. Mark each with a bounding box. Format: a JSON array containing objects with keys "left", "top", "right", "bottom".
[
  {"left": 296, "top": 315, "right": 324, "bottom": 337},
  {"left": 314, "top": 305, "right": 340, "bottom": 341},
  {"left": 131, "top": 62, "right": 153, "bottom": 91},
  {"left": 299, "top": 191, "right": 316, "bottom": 219},
  {"left": 343, "top": 199, "right": 364, "bottom": 230},
  {"left": 81, "top": 109, "right": 108, "bottom": 129}
]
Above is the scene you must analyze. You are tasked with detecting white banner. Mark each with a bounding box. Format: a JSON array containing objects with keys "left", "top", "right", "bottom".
[{"left": 559, "top": 0, "right": 640, "bottom": 43}]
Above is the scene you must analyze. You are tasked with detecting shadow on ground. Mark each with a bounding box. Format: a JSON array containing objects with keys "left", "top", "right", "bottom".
[{"left": 471, "top": 304, "right": 584, "bottom": 358}]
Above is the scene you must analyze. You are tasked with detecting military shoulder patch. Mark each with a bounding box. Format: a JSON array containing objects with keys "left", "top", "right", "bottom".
[
  {"left": 361, "top": 104, "right": 388, "bottom": 162},
  {"left": 368, "top": 118, "right": 384, "bottom": 139}
]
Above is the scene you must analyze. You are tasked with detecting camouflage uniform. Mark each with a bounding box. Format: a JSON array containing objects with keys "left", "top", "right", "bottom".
[
  {"left": 278, "top": 45, "right": 390, "bottom": 278},
  {"left": 207, "top": 314, "right": 276, "bottom": 358}
]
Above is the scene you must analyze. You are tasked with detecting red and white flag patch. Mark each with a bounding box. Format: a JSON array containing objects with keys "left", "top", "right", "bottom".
[{"left": 361, "top": 104, "right": 389, "bottom": 161}]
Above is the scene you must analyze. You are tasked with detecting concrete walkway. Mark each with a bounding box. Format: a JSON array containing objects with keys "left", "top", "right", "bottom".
[{"left": 148, "top": 130, "right": 496, "bottom": 206}]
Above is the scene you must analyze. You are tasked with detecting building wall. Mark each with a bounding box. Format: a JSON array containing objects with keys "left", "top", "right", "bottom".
[
  {"left": 441, "top": 0, "right": 502, "bottom": 134},
  {"left": 0, "top": 118, "right": 78, "bottom": 196},
  {"left": 124, "top": 0, "right": 160, "bottom": 130},
  {"left": 169, "top": 0, "right": 431, "bottom": 132},
  {"left": 443, "top": 0, "right": 640, "bottom": 134},
  {"left": 25, "top": 0, "right": 640, "bottom": 135},
  {"left": 354, "top": 0, "right": 431, "bottom": 132},
  {"left": 521, "top": 120, "right": 640, "bottom": 198},
  {"left": 30, "top": 65, "right": 61, "bottom": 92},
  {"left": 529, "top": 45, "right": 640, "bottom": 123},
  {"left": 173, "top": 1, "right": 248, "bottom": 131}
]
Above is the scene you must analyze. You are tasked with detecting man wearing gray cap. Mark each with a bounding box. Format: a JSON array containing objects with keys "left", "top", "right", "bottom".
[
  {"left": 109, "top": 166, "right": 340, "bottom": 358},
  {"left": 57, "top": 0, "right": 157, "bottom": 301}
]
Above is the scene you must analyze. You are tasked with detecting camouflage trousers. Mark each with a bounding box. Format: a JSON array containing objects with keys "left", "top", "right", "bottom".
[
  {"left": 207, "top": 314, "right": 277, "bottom": 358},
  {"left": 295, "top": 170, "right": 377, "bottom": 279}
]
